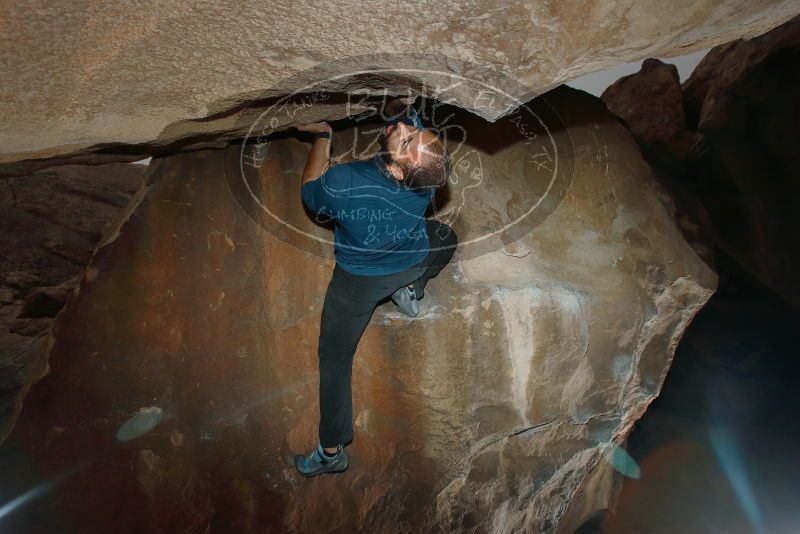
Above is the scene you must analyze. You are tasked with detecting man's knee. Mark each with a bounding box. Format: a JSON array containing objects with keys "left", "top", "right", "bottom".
[
  {"left": 440, "top": 226, "right": 458, "bottom": 255},
  {"left": 432, "top": 221, "right": 458, "bottom": 248}
]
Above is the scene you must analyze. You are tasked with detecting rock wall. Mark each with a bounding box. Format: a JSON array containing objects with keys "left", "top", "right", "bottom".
[
  {"left": 0, "top": 87, "right": 715, "bottom": 532},
  {"left": 601, "top": 58, "right": 704, "bottom": 162},
  {"left": 601, "top": 15, "right": 800, "bottom": 308},
  {"left": 2, "top": 1, "right": 799, "bottom": 165},
  {"left": 0, "top": 163, "right": 146, "bottom": 442},
  {"left": 683, "top": 17, "right": 800, "bottom": 307}
]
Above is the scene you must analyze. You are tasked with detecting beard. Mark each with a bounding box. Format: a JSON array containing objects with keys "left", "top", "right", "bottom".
[{"left": 378, "top": 130, "right": 413, "bottom": 183}]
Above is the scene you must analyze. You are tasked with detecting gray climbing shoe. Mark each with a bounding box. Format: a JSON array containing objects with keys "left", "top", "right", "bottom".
[
  {"left": 391, "top": 285, "right": 419, "bottom": 317},
  {"left": 294, "top": 444, "right": 348, "bottom": 477}
]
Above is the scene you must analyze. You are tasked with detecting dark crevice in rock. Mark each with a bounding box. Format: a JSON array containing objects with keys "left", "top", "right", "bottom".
[{"left": 508, "top": 416, "right": 561, "bottom": 438}]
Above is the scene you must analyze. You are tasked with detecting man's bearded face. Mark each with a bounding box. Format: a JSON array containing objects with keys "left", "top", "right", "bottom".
[{"left": 378, "top": 122, "right": 437, "bottom": 181}]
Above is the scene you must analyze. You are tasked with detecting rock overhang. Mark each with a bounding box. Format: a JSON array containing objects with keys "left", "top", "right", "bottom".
[{"left": 1, "top": 1, "right": 799, "bottom": 167}]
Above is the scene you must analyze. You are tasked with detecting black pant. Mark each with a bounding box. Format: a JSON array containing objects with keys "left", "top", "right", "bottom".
[{"left": 317, "top": 219, "right": 458, "bottom": 448}]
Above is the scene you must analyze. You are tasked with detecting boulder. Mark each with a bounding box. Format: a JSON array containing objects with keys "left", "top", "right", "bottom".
[
  {"left": 683, "top": 14, "right": 800, "bottom": 130},
  {"left": 0, "top": 163, "right": 147, "bottom": 287},
  {"left": 683, "top": 17, "right": 800, "bottom": 307},
  {"left": 599, "top": 59, "right": 714, "bottom": 268},
  {"left": 1, "top": 1, "right": 799, "bottom": 165},
  {"left": 601, "top": 15, "right": 800, "bottom": 308},
  {"left": 0, "top": 162, "right": 146, "bottom": 452},
  {"left": 602, "top": 59, "right": 686, "bottom": 144},
  {"left": 0, "top": 87, "right": 715, "bottom": 532},
  {"left": 601, "top": 58, "right": 704, "bottom": 162}
]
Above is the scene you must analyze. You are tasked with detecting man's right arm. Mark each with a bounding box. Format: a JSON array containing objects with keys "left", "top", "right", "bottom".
[{"left": 296, "top": 122, "right": 332, "bottom": 186}]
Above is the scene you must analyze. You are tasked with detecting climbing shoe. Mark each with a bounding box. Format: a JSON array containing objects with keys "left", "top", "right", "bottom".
[
  {"left": 294, "top": 443, "right": 348, "bottom": 477},
  {"left": 391, "top": 285, "right": 419, "bottom": 317}
]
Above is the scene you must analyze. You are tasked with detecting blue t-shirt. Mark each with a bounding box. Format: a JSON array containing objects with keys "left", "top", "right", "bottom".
[{"left": 301, "top": 153, "right": 434, "bottom": 275}]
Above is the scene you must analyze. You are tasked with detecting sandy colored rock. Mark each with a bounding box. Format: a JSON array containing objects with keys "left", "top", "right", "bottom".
[
  {"left": 1, "top": 1, "right": 799, "bottom": 165},
  {"left": 604, "top": 16, "right": 800, "bottom": 307},
  {"left": 599, "top": 58, "right": 714, "bottom": 268},
  {"left": 602, "top": 58, "right": 686, "bottom": 144},
  {"left": 0, "top": 86, "right": 715, "bottom": 532}
]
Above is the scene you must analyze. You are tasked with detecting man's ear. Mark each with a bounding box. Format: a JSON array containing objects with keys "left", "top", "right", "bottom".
[
  {"left": 387, "top": 163, "right": 405, "bottom": 181},
  {"left": 397, "top": 162, "right": 413, "bottom": 182}
]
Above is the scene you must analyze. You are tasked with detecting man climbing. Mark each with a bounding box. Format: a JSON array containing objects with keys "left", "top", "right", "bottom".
[{"left": 292, "top": 98, "right": 458, "bottom": 476}]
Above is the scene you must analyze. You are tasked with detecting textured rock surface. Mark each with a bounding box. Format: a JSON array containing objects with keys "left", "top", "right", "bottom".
[
  {"left": 600, "top": 59, "right": 715, "bottom": 269},
  {"left": 2, "top": 0, "right": 799, "bottom": 165},
  {"left": 602, "top": 15, "right": 800, "bottom": 307},
  {"left": 0, "top": 163, "right": 145, "bottom": 441},
  {"left": 601, "top": 58, "right": 704, "bottom": 162},
  {"left": 684, "top": 18, "right": 800, "bottom": 307},
  {"left": 0, "top": 87, "right": 715, "bottom": 532},
  {"left": 602, "top": 59, "right": 686, "bottom": 144},
  {"left": 604, "top": 258, "right": 800, "bottom": 533},
  {"left": 683, "top": 13, "right": 800, "bottom": 130}
]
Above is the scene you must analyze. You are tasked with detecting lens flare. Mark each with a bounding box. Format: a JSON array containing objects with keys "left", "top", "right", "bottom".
[
  {"left": 115, "top": 406, "right": 164, "bottom": 441},
  {"left": 708, "top": 423, "right": 765, "bottom": 534},
  {"left": 601, "top": 444, "right": 641, "bottom": 479},
  {"left": 0, "top": 462, "right": 87, "bottom": 523}
]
